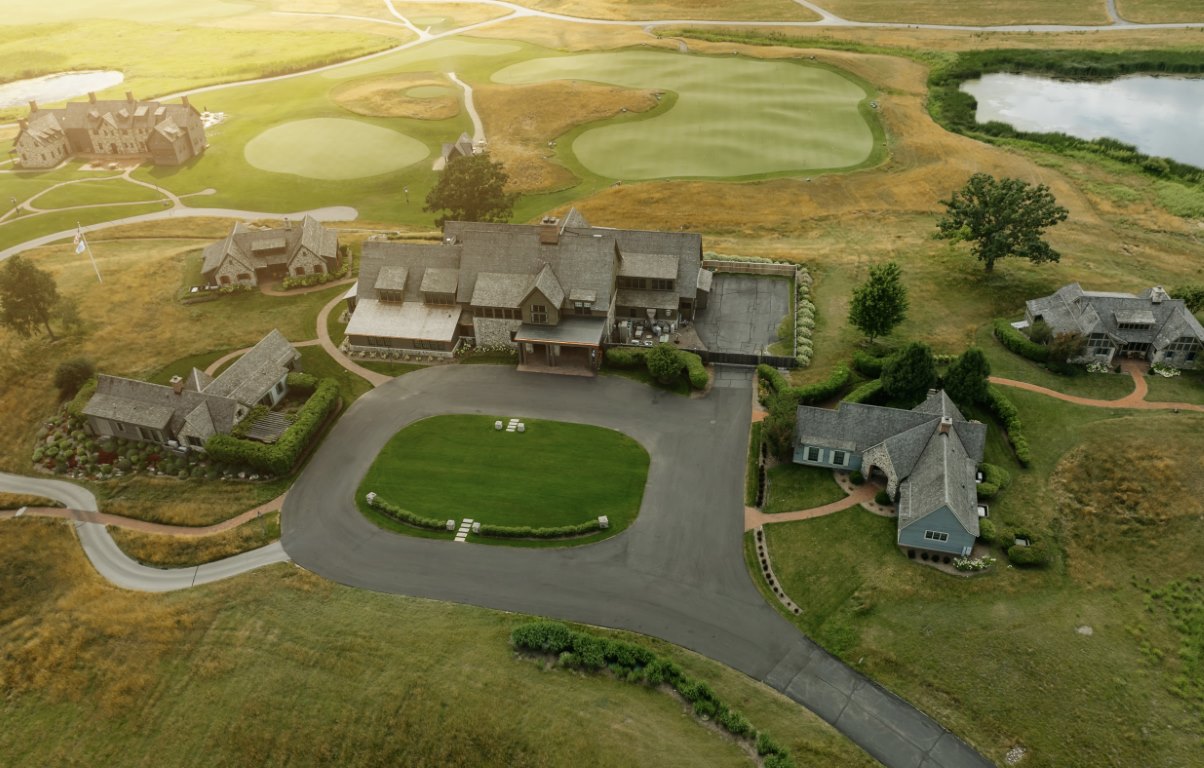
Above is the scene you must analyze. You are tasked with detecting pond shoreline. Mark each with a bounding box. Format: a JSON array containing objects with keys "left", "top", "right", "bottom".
[{"left": 0, "top": 70, "right": 125, "bottom": 109}]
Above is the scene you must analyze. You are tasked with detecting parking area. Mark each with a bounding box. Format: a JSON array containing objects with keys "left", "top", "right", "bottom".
[{"left": 692, "top": 274, "right": 791, "bottom": 355}]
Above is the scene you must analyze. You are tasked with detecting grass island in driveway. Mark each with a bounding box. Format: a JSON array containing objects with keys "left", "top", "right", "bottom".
[{"left": 357, "top": 414, "right": 649, "bottom": 546}]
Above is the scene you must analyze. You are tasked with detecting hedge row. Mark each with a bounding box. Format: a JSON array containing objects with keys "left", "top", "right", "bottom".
[
  {"left": 986, "top": 385, "right": 1031, "bottom": 467},
  {"left": 794, "top": 268, "right": 816, "bottom": 367},
  {"left": 605, "top": 346, "right": 708, "bottom": 390},
  {"left": 977, "top": 462, "right": 1012, "bottom": 498},
  {"left": 852, "top": 349, "right": 890, "bottom": 378},
  {"left": 993, "top": 319, "right": 1049, "bottom": 363},
  {"left": 843, "top": 378, "right": 886, "bottom": 405},
  {"left": 205, "top": 378, "right": 340, "bottom": 475},
  {"left": 758, "top": 363, "right": 851, "bottom": 405},
  {"left": 367, "top": 495, "right": 446, "bottom": 530},
  {"left": 287, "top": 371, "right": 319, "bottom": 393},
  {"left": 478, "top": 519, "right": 602, "bottom": 539},
  {"left": 510, "top": 621, "right": 795, "bottom": 766}
]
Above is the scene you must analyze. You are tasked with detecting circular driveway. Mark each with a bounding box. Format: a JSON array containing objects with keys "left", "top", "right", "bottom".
[{"left": 281, "top": 365, "right": 990, "bottom": 768}]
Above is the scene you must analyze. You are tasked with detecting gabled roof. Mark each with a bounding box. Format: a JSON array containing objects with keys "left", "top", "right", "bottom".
[
  {"left": 83, "top": 374, "right": 239, "bottom": 439},
  {"left": 1027, "top": 283, "right": 1204, "bottom": 348},
  {"left": 420, "top": 267, "right": 458, "bottom": 295},
  {"left": 896, "top": 424, "right": 980, "bottom": 538},
  {"left": 375, "top": 266, "right": 409, "bottom": 292},
  {"left": 526, "top": 263, "right": 565, "bottom": 308},
  {"left": 472, "top": 272, "right": 533, "bottom": 308},
  {"left": 358, "top": 241, "right": 461, "bottom": 303},
  {"left": 204, "top": 329, "right": 299, "bottom": 404},
  {"left": 201, "top": 217, "right": 339, "bottom": 279}
]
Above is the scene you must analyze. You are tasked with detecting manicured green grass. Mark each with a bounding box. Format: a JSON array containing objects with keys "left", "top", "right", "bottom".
[
  {"left": 1144, "top": 369, "right": 1204, "bottom": 405},
  {"left": 817, "top": 0, "right": 1109, "bottom": 24},
  {"left": 0, "top": 518, "right": 875, "bottom": 768},
  {"left": 758, "top": 394, "right": 1204, "bottom": 766},
  {"left": 0, "top": 203, "right": 166, "bottom": 252},
  {"left": 492, "top": 50, "right": 879, "bottom": 180},
  {"left": 359, "top": 415, "right": 648, "bottom": 533},
  {"left": 31, "top": 178, "right": 164, "bottom": 209},
  {"left": 243, "top": 118, "right": 430, "bottom": 180},
  {"left": 296, "top": 345, "right": 374, "bottom": 404},
  {"left": 148, "top": 349, "right": 237, "bottom": 386},
  {"left": 1116, "top": 0, "right": 1204, "bottom": 23},
  {"left": 763, "top": 463, "right": 846, "bottom": 514}
]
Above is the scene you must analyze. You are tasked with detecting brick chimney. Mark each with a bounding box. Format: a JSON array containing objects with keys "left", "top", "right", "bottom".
[
  {"left": 170, "top": 375, "right": 184, "bottom": 395},
  {"left": 88, "top": 91, "right": 97, "bottom": 103},
  {"left": 939, "top": 416, "right": 952, "bottom": 435},
  {"left": 538, "top": 215, "right": 560, "bottom": 245},
  {"left": 28, "top": 100, "right": 37, "bottom": 112}
]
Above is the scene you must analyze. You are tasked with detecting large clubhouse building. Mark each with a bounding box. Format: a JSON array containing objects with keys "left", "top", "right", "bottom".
[
  {"left": 11, "top": 92, "right": 206, "bottom": 169},
  {"left": 1025, "top": 283, "right": 1204, "bottom": 369},
  {"left": 344, "top": 210, "right": 712, "bottom": 371}
]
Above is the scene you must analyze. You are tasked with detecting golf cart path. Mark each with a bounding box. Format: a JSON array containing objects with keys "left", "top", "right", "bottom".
[
  {"left": 0, "top": 492, "right": 283, "bottom": 537},
  {"left": 0, "top": 471, "right": 288, "bottom": 591}
]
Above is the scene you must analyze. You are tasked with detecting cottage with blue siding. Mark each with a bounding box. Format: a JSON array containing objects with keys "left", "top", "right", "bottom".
[{"left": 794, "top": 391, "right": 985, "bottom": 558}]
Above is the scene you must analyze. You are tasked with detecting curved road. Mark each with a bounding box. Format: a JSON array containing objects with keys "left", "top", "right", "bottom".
[{"left": 280, "top": 365, "right": 992, "bottom": 768}]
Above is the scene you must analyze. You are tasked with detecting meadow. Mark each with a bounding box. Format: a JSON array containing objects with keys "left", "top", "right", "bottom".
[{"left": 0, "top": 518, "right": 875, "bottom": 768}]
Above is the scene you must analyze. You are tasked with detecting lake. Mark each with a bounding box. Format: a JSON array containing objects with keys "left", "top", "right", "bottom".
[
  {"left": 961, "top": 73, "right": 1204, "bottom": 168},
  {"left": 0, "top": 71, "right": 125, "bottom": 109}
]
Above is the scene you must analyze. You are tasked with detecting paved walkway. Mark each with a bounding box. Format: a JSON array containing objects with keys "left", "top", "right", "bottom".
[
  {"left": 314, "top": 291, "right": 392, "bottom": 387},
  {"left": 745, "top": 482, "right": 876, "bottom": 530},
  {"left": 1, "top": 493, "right": 284, "bottom": 536},
  {"left": 258, "top": 276, "right": 356, "bottom": 297},
  {"left": 989, "top": 359, "right": 1204, "bottom": 412}
]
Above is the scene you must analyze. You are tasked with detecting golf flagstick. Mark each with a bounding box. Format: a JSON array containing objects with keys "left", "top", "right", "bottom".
[{"left": 75, "top": 223, "right": 102, "bottom": 283}]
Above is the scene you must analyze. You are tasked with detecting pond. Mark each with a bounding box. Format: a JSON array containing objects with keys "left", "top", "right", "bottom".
[
  {"left": 961, "top": 73, "right": 1204, "bottom": 168},
  {"left": 0, "top": 70, "right": 125, "bottom": 109}
]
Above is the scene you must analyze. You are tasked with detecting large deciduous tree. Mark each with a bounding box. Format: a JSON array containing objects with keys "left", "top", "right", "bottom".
[
  {"left": 881, "top": 341, "right": 937, "bottom": 404},
  {"left": 848, "top": 261, "right": 909, "bottom": 344},
  {"left": 943, "top": 347, "right": 991, "bottom": 406},
  {"left": 936, "top": 173, "right": 1068, "bottom": 273},
  {"left": 424, "top": 153, "right": 517, "bottom": 226},
  {"left": 0, "top": 256, "right": 59, "bottom": 340}
]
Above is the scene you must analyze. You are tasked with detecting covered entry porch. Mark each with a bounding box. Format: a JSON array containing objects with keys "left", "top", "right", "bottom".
[{"left": 514, "top": 317, "right": 606, "bottom": 376}]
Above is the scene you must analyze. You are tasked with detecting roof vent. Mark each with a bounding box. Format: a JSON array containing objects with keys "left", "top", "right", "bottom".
[{"left": 939, "top": 416, "right": 952, "bottom": 435}]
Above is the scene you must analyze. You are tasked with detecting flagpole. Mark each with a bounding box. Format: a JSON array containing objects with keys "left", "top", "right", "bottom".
[{"left": 77, "top": 222, "right": 102, "bottom": 283}]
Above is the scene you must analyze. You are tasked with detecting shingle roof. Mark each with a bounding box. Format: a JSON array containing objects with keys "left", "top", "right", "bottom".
[
  {"left": 471, "top": 272, "right": 533, "bottom": 308},
  {"left": 358, "top": 241, "right": 461, "bottom": 302},
  {"left": 896, "top": 425, "right": 980, "bottom": 538},
  {"left": 345, "top": 298, "right": 460, "bottom": 341},
  {"left": 420, "top": 267, "right": 458, "bottom": 295},
  {"left": 202, "top": 217, "right": 338, "bottom": 279},
  {"left": 619, "top": 252, "right": 678, "bottom": 280},
  {"left": 83, "top": 374, "right": 240, "bottom": 439},
  {"left": 204, "top": 329, "right": 299, "bottom": 404},
  {"left": 1027, "top": 283, "right": 1204, "bottom": 349},
  {"left": 375, "top": 266, "right": 409, "bottom": 292},
  {"left": 616, "top": 288, "right": 679, "bottom": 311},
  {"left": 527, "top": 263, "right": 565, "bottom": 308}
]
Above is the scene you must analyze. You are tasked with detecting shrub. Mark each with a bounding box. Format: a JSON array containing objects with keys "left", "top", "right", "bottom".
[
  {"left": 756, "top": 732, "right": 785, "bottom": 757},
  {"left": 842, "top": 378, "right": 885, "bottom": 405},
  {"left": 367, "top": 495, "right": 446, "bottom": 530},
  {"left": 993, "top": 318, "right": 1049, "bottom": 363},
  {"left": 985, "top": 386, "right": 1031, "bottom": 467},
  {"left": 477, "top": 519, "right": 602, "bottom": 539},
  {"left": 717, "top": 708, "right": 755, "bottom": 739},
  {"left": 848, "top": 470, "right": 864, "bottom": 485},
  {"left": 54, "top": 358, "right": 95, "bottom": 399},
  {"left": 605, "top": 346, "right": 647, "bottom": 369},
  {"left": 977, "top": 517, "right": 998, "bottom": 544},
  {"left": 796, "top": 364, "right": 851, "bottom": 404},
  {"left": 646, "top": 343, "right": 683, "bottom": 384},
  {"left": 1007, "top": 533, "right": 1051, "bottom": 567},
  {"left": 287, "top": 371, "right": 319, "bottom": 393},
  {"left": 977, "top": 462, "right": 1012, "bottom": 498},
  {"left": 881, "top": 342, "right": 937, "bottom": 403},
  {"left": 875, "top": 489, "right": 892, "bottom": 506},
  {"left": 205, "top": 378, "right": 339, "bottom": 474},
  {"left": 679, "top": 350, "right": 709, "bottom": 390},
  {"left": 852, "top": 349, "right": 891, "bottom": 378},
  {"left": 1028, "top": 320, "right": 1052, "bottom": 345}
]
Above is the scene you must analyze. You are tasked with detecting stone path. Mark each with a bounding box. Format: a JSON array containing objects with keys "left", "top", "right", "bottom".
[{"left": 989, "top": 359, "right": 1204, "bottom": 412}]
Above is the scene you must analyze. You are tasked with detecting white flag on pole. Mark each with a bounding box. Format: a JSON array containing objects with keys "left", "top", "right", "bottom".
[{"left": 73, "top": 226, "right": 86, "bottom": 254}]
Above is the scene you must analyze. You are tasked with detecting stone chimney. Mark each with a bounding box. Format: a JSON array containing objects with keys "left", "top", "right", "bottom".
[
  {"left": 1150, "top": 286, "right": 1168, "bottom": 304},
  {"left": 88, "top": 91, "right": 97, "bottom": 103},
  {"left": 181, "top": 95, "right": 190, "bottom": 109},
  {"left": 126, "top": 91, "right": 135, "bottom": 105},
  {"left": 28, "top": 100, "right": 37, "bottom": 112},
  {"left": 170, "top": 375, "right": 184, "bottom": 395},
  {"left": 538, "top": 215, "right": 560, "bottom": 245},
  {"left": 939, "top": 416, "right": 952, "bottom": 435}
]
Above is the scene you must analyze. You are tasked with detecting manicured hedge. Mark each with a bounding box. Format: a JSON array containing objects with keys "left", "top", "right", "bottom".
[
  {"left": 477, "top": 519, "right": 602, "bottom": 539},
  {"left": 993, "top": 319, "right": 1049, "bottom": 363},
  {"left": 510, "top": 621, "right": 796, "bottom": 767},
  {"left": 605, "top": 346, "right": 709, "bottom": 389},
  {"left": 1006, "top": 531, "right": 1051, "bottom": 567},
  {"left": 287, "top": 371, "right": 319, "bottom": 392},
  {"left": 985, "top": 385, "right": 1032, "bottom": 467},
  {"left": 977, "top": 518, "right": 998, "bottom": 545},
  {"left": 679, "top": 350, "right": 708, "bottom": 390},
  {"left": 367, "top": 495, "right": 446, "bottom": 530},
  {"left": 759, "top": 363, "right": 851, "bottom": 405},
  {"left": 205, "top": 378, "right": 340, "bottom": 475},
  {"left": 843, "top": 378, "right": 886, "bottom": 405},
  {"left": 977, "top": 462, "right": 1012, "bottom": 498},
  {"left": 605, "top": 347, "right": 647, "bottom": 368},
  {"left": 852, "top": 349, "right": 892, "bottom": 378}
]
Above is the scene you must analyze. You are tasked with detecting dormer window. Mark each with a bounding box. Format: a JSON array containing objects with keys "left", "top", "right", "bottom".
[
  {"left": 379, "top": 289, "right": 403, "bottom": 303},
  {"left": 530, "top": 304, "right": 548, "bottom": 324}
]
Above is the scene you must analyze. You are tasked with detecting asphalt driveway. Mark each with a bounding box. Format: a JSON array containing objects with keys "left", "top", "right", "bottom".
[
  {"left": 693, "top": 274, "right": 791, "bottom": 355},
  {"left": 281, "top": 366, "right": 990, "bottom": 768}
]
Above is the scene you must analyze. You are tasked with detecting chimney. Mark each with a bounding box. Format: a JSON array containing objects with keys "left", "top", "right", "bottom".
[
  {"left": 538, "top": 215, "right": 560, "bottom": 245},
  {"left": 88, "top": 91, "right": 97, "bottom": 103},
  {"left": 18, "top": 118, "right": 26, "bottom": 131},
  {"left": 170, "top": 375, "right": 184, "bottom": 395},
  {"left": 1151, "top": 286, "right": 1167, "bottom": 304},
  {"left": 126, "top": 90, "right": 135, "bottom": 105},
  {"left": 28, "top": 99, "right": 37, "bottom": 112},
  {"left": 181, "top": 95, "right": 190, "bottom": 109},
  {"left": 939, "top": 416, "right": 952, "bottom": 435}
]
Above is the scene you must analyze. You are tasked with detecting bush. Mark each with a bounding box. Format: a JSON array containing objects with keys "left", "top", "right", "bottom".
[
  {"left": 985, "top": 385, "right": 1031, "bottom": 467},
  {"left": 757, "top": 363, "right": 850, "bottom": 405},
  {"left": 842, "top": 378, "right": 885, "bottom": 405},
  {"left": 605, "top": 346, "right": 647, "bottom": 369},
  {"left": 1028, "top": 320, "right": 1052, "bottom": 345},
  {"left": 977, "top": 462, "right": 1012, "bottom": 498},
  {"left": 54, "top": 357, "right": 95, "bottom": 399},
  {"left": 717, "top": 708, "right": 755, "bottom": 739},
  {"left": 993, "top": 319, "right": 1050, "bottom": 363},
  {"left": 1007, "top": 533, "right": 1051, "bottom": 567},
  {"left": 646, "top": 343, "right": 684, "bottom": 384},
  {"left": 977, "top": 517, "right": 998, "bottom": 544},
  {"left": 875, "top": 489, "right": 892, "bottom": 506},
  {"left": 205, "top": 378, "right": 340, "bottom": 474},
  {"left": 852, "top": 349, "right": 891, "bottom": 378},
  {"left": 849, "top": 470, "right": 864, "bottom": 485},
  {"left": 477, "top": 519, "right": 602, "bottom": 539},
  {"left": 367, "top": 495, "right": 446, "bottom": 530},
  {"left": 756, "top": 732, "right": 784, "bottom": 757},
  {"left": 881, "top": 342, "right": 937, "bottom": 403},
  {"left": 679, "top": 350, "right": 708, "bottom": 390},
  {"left": 287, "top": 371, "right": 319, "bottom": 393}
]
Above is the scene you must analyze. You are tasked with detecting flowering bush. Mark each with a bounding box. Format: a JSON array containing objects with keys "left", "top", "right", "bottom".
[
  {"left": 1087, "top": 361, "right": 1111, "bottom": 373},
  {"left": 1151, "top": 363, "right": 1182, "bottom": 378},
  {"left": 954, "top": 555, "right": 996, "bottom": 572}
]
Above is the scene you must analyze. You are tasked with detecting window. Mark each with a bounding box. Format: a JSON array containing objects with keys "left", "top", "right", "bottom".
[
  {"left": 618, "top": 276, "right": 644, "bottom": 290},
  {"left": 831, "top": 450, "right": 847, "bottom": 466},
  {"left": 651, "top": 278, "right": 675, "bottom": 291},
  {"left": 530, "top": 304, "right": 547, "bottom": 324},
  {"left": 574, "top": 301, "right": 591, "bottom": 316},
  {"left": 236, "top": 272, "right": 251, "bottom": 283},
  {"left": 220, "top": 275, "right": 231, "bottom": 285},
  {"left": 137, "top": 426, "right": 154, "bottom": 441},
  {"left": 1117, "top": 321, "right": 1152, "bottom": 331},
  {"left": 924, "top": 530, "right": 949, "bottom": 542},
  {"left": 805, "top": 446, "right": 821, "bottom": 462},
  {"left": 294, "top": 267, "right": 305, "bottom": 276}
]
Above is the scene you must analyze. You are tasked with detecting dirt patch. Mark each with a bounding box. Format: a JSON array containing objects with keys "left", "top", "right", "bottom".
[
  {"left": 332, "top": 71, "right": 460, "bottom": 120},
  {"left": 475, "top": 80, "right": 659, "bottom": 193}
]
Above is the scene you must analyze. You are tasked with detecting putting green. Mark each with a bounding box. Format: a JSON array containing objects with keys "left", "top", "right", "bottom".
[
  {"left": 243, "top": 118, "right": 428, "bottom": 180},
  {"left": 405, "top": 85, "right": 455, "bottom": 98},
  {"left": 492, "top": 51, "right": 876, "bottom": 179}
]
